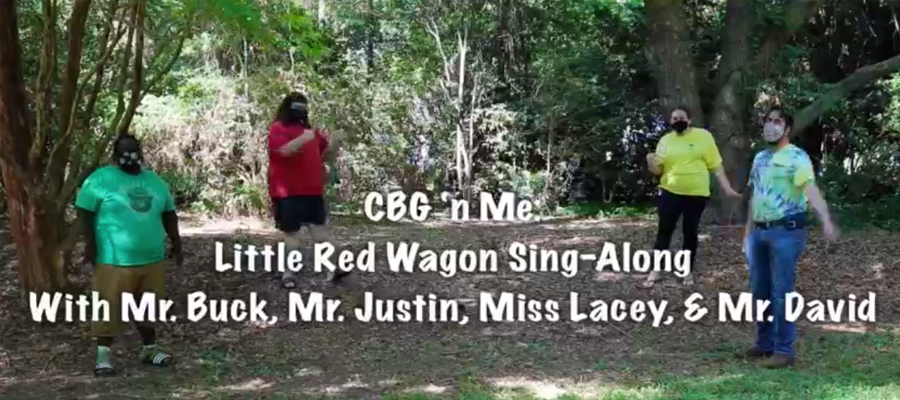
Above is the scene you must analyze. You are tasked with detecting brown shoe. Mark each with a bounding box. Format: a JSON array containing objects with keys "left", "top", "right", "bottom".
[
  {"left": 762, "top": 353, "right": 795, "bottom": 369},
  {"left": 735, "top": 347, "right": 772, "bottom": 359}
]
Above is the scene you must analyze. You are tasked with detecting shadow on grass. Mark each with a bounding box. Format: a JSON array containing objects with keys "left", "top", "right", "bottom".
[
  {"left": 372, "top": 329, "right": 900, "bottom": 400},
  {"left": 3, "top": 329, "right": 894, "bottom": 400},
  {"left": 639, "top": 329, "right": 900, "bottom": 400}
]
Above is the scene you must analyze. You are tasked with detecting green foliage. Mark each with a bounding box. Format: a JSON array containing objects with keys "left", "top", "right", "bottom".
[
  {"left": 183, "top": 0, "right": 265, "bottom": 32},
  {"left": 155, "top": 169, "right": 203, "bottom": 207},
  {"left": 557, "top": 202, "right": 654, "bottom": 218},
  {"left": 875, "top": 73, "right": 900, "bottom": 137},
  {"left": 13, "top": 0, "right": 885, "bottom": 231},
  {"left": 808, "top": 73, "right": 900, "bottom": 231}
]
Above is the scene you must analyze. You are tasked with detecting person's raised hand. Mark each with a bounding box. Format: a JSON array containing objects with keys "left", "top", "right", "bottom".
[{"left": 300, "top": 129, "right": 316, "bottom": 141}]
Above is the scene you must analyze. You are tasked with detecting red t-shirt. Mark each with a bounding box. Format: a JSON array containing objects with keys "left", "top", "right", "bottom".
[{"left": 267, "top": 120, "right": 329, "bottom": 198}]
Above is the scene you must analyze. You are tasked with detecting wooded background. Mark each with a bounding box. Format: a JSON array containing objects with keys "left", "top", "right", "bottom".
[{"left": 1, "top": 0, "right": 899, "bottom": 293}]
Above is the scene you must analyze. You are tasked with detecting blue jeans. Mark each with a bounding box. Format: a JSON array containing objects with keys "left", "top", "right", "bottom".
[{"left": 745, "top": 224, "right": 807, "bottom": 356}]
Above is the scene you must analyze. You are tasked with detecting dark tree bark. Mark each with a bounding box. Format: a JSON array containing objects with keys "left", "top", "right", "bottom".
[
  {"left": 0, "top": 0, "right": 70, "bottom": 294},
  {"left": 643, "top": 0, "right": 705, "bottom": 125},
  {"left": 706, "top": 0, "right": 754, "bottom": 223}
]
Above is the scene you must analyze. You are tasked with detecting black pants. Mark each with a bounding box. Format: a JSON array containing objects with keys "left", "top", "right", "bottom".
[
  {"left": 272, "top": 195, "right": 327, "bottom": 233},
  {"left": 653, "top": 189, "right": 708, "bottom": 273}
]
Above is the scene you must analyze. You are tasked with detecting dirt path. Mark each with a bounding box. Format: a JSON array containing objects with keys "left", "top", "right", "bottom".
[{"left": 0, "top": 215, "right": 898, "bottom": 399}]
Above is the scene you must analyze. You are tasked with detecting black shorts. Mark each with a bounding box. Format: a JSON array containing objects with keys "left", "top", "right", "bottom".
[{"left": 272, "top": 195, "right": 327, "bottom": 233}]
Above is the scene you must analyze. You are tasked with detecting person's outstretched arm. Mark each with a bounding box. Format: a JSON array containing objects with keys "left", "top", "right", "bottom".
[
  {"left": 795, "top": 156, "right": 838, "bottom": 238},
  {"left": 713, "top": 168, "right": 740, "bottom": 197},
  {"left": 703, "top": 133, "right": 740, "bottom": 197},
  {"left": 269, "top": 124, "right": 316, "bottom": 156},
  {"left": 804, "top": 184, "right": 832, "bottom": 224},
  {"left": 744, "top": 202, "right": 754, "bottom": 239},
  {"left": 743, "top": 154, "right": 759, "bottom": 251}
]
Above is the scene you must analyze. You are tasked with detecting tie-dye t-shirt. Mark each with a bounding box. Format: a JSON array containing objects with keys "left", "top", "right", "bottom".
[{"left": 747, "top": 144, "right": 815, "bottom": 222}]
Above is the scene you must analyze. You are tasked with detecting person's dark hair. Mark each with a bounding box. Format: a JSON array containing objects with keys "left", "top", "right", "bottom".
[
  {"left": 669, "top": 104, "right": 692, "bottom": 120},
  {"left": 276, "top": 92, "right": 310, "bottom": 126},
  {"left": 765, "top": 106, "right": 793, "bottom": 128}
]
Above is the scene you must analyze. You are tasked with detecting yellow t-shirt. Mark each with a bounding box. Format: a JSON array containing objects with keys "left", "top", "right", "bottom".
[{"left": 655, "top": 127, "right": 723, "bottom": 197}]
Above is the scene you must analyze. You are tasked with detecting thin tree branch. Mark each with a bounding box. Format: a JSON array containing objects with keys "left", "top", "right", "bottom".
[
  {"left": 30, "top": 0, "right": 58, "bottom": 174},
  {"left": 116, "top": 0, "right": 145, "bottom": 135},
  {"left": 793, "top": 52, "right": 900, "bottom": 135},
  {"left": 43, "top": 0, "right": 94, "bottom": 197},
  {"left": 108, "top": 5, "right": 136, "bottom": 135},
  {"left": 65, "top": 1, "right": 122, "bottom": 193},
  {"left": 140, "top": 28, "right": 188, "bottom": 98}
]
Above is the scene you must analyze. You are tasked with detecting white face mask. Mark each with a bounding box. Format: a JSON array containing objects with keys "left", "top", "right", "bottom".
[{"left": 763, "top": 123, "right": 785, "bottom": 143}]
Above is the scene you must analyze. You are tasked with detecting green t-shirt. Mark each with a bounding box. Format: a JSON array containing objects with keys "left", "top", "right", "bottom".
[
  {"left": 747, "top": 144, "right": 815, "bottom": 222},
  {"left": 75, "top": 166, "right": 176, "bottom": 266}
]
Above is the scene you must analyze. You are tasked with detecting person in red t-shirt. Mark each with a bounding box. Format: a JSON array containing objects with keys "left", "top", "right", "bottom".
[{"left": 268, "top": 93, "right": 349, "bottom": 288}]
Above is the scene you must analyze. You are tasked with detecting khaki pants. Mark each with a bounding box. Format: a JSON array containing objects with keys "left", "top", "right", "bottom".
[{"left": 91, "top": 261, "right": 166, "bottom": 337}]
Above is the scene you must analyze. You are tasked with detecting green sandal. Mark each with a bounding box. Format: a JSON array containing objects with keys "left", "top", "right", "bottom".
[
  {"left": 140, "top": 345, "right": 173, "bottom": 367},
  {"left": 95, "top": 346, "right": 115, "bottom": 377},
  {"left": 94, "top": 362, "right": 115, "bottom": 376}
]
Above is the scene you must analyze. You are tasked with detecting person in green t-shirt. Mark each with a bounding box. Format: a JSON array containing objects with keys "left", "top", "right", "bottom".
[{"left": 75, "top": 134, "right": 184, "bottom": 377}]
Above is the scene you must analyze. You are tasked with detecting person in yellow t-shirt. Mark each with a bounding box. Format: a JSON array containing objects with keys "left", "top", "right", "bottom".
[{"left": 644, "top": 105, "right": 740, "bottom": 287}]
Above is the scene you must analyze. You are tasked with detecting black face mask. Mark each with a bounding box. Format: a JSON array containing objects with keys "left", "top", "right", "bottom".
[
  {"left": 284, "top": 102, "right": 309, "bottom": 125},
  {"left": 671, "top": 120, "right": 689, "bottom": 133},
  {"left": 115, "top": 148, "right": 142, "bottom": 174}
]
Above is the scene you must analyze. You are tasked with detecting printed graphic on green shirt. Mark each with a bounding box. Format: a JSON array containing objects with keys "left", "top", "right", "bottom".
[
  {"left": 127, "top": 186, "right": 154, "bottom": 213},
  {"left": 748, "top": 144, "right": 815, "bottom": 222},
  {"left": 75, "top": 166, "right": 176, "bottom": 267}
]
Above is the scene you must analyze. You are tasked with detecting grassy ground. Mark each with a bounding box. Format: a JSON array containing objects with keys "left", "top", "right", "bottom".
[{"left": 1, "top": 212, "right": 898, "bottom": 400}]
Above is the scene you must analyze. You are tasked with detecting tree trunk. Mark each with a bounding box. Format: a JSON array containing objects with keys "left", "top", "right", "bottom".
[
  {"left": 116, "top": 1, "right": 145, "bottom": 135},
  {"left": 801, "top": 123, "right": 825, "bottom": 174},
  {"left": 3, "top": 184, "right": 69, "bottom": 294},
  {"left": 544, "top": 113, "right": 556, "bottom": 210},
  {"left": 317, "top": 0, "right": 326, "bottom": 24},
  {"left": 47, "top": 0, "right": 93, "bottom": 198},
  {"left": 0, "top": 1, "right": 69, "bottom": 294},
  {"left": 643, "top": 0, "right": 704, "bottom": 125},
  {"left": 706, "top": 0, "right": 754, "bottom": 224},
  {"left": 366, "top": 0, "right": 375, "bottom": 73},
  {"left": 708, "top": 85, "right": 752, "bottom": 223},
  {"left": 494, "top": 0, "right": 512, "bottom": 91}
]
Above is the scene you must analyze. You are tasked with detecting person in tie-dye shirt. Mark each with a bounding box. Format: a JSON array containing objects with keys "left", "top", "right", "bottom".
[{"left": 736, "top": 106, "right": 838, "bottom": 369}]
